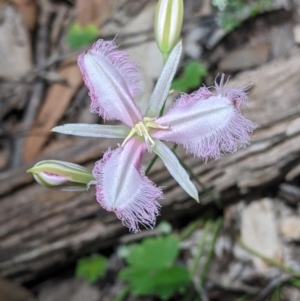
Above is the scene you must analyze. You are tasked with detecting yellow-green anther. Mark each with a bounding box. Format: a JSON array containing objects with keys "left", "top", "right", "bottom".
[
  {"left": 154, "top": 0, "right": 183, "bottom": 61},
  {"left": 121, "top": 117, "right": 169, "bottom": 150}
]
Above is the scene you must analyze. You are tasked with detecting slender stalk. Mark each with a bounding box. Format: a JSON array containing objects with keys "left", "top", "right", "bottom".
[
  {"left": 179, "top": 219, "right": 203, "bottom": 241},
  {"left": 159, "top": 101, "right": 166, "bottom": 116},
  {"left": 112, "top": 285, "right": 130, "bottom": 301},
  {"left": 145, "top": 144, "right": 178, "bottom": 175},
  {"left": 182, "top": 283, "right": 198, "bottom": 301},
  {"left": 190, "top": 219, "right": 212, "bottom": 277},
  {"left": 145, "top": 154, "right": 159, "bottom": 174},
  {"left": 162, "top": 52, "right": 169, "bottom": 64},
  {"left": 237, "top": 239, "right": 300, "bottom": 277},
  {"left": 271, "top": 285, "right": 282, "bottom": 301},
  {"left": 236, "top": 294, "right": 251, "bottom": 301},
  {"left": 200, "top": 218, "right": 223, "bottom": 287}
]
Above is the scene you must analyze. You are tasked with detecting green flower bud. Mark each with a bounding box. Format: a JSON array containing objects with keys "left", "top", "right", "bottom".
[
  {"left": 154, "top": 0, "right": 184, "bottom": 62},
  {"left": 27, "top": 160, "right": 95, "bottom": 191}
]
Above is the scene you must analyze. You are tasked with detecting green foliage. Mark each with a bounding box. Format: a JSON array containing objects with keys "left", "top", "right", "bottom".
[
  {"left": 67, "top": 22, "right": 98, "bottom": 50},
  {"left": 213, "top": 0, "right": 272, "bottom": 32},
  {"left": 171, "top": 61, "right": 207, "bottom": 93},
  {"left": 214, "top": 0, "right": 245, "bottom": 31},
  {"left": 119, "top": 236, "right": 190, "bottom": 300},
  {"left": 236, "top": 294, "right": 252, "bottom": 301},
  {"left": 75, "top": 254, "right": 108, "bottom": 283},
  {"left": 271, "top": 285, "right": 282, "bottom": 301},
  {"left": 290, "top": 277, "right": 300, "bottom": 288}
]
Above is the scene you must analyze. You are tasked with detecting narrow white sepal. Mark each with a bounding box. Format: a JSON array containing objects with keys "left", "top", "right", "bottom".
[
  {"left": 152, "top": 139, "right": 199, "bottom": 202},
  {"left": 145, "top": 41, "right": 182, "bottom": 118},
  {"left": 52, "top": 124, "right": 130, "bottom": 138}
]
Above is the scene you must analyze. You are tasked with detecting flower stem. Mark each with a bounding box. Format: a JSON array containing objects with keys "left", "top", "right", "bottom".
[
  {"left": 237, "top": 238, "right": 300, "bottom": 277},
  {"left": 200, "top": 217, "right": 223, "bottom": 287},
  {"left": 179, "top": 218, "right": 203, "bottom": 241},
  {"left": 162, "top": 52, "right": 169, "bottom": 64},
  {"left": 145, "top": 144, "right": 177, "bottom": 174},
  {"left": 190, "top": 219, "right": 212, "bottom": 277},
  {"left": 112, "top": 285, "right": 130, "bottom": 301},
  {"left": 145, "top": 154, "right": 158, "bottom": 174}
]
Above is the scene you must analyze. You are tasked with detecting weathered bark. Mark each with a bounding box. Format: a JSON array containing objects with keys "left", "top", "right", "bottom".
[{"left": 1, "top": 49, "right": 300, "bottom": 282}]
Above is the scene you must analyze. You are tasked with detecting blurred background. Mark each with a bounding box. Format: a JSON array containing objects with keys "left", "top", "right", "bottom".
[{"left": 1, "top": 0, "right": 300, "bottom": 300}]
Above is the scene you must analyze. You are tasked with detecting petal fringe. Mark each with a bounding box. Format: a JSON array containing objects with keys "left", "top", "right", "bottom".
[
  {"left": 92, "top": 139, "right": 162, "bottom": 232},
  {"left": 78, "top": 39, "right": 142, "bottom": 127},
  {"left": 153, "top": 80, "right": 257, "bottom": 160}
]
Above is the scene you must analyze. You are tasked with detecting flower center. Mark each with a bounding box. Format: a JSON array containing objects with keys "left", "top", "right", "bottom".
[{"left": 122, "top": 117, "right": 169, "bottom": 152}]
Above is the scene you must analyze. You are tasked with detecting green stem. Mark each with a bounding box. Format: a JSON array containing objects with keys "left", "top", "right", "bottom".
[
  {"left": 190, "top": 219, "right": 212, "bottom": 277},
  {"left": 237, "top": 239, "right": 300, "bottom": 277},
  {"left": 112, "top": 285, "right": 130, "bottom": 301},
  {"left": 145, "top": 144, "right": 178, "bottom": 175},
  {"left": 236, "top": 294, "right": 252, "bottom": 301},
  {"left": 162, "top": 51, "right": 169, "bottom": 64},
  {"left": 200, "top": 218, "right": 223, "bottom": 287},
  {"left": 182, "top": 283, "right": 199, "bottom": 301},
  {"left": 159, "top": 101, "right": 166, "bottom": 116},
  {"left": 271, "top": 285, "right": 282, "bottom": 301},
  {"left": 179, "top": 219, "right": 203, "bottom": 241},
  {"left": 145, "top": 154, "right": 158, "bottom": 174}
]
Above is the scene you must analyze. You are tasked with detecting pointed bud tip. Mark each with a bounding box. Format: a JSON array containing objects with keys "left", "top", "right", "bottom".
[
  {"left": 51, "top": 127, "right": 58, "bottom": 132},
  {"left": 154, "top": 0, "right": 184, "bottom": 56},
  {"left": 28, "top": 160, "right": 94, "bottom": 190}
]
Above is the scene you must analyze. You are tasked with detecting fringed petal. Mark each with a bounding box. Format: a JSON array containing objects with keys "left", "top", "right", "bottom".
[
  {"left": 92, "top": 138, "right": 162, "bottom": 232},
  {"left": 153, "top": 81, "right": 257, "bottom": 160},
  {"left": 78, "top": 39, "right": 143, "bottom": 127}
]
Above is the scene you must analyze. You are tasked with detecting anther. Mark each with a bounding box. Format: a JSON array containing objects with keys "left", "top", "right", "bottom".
[{"left": 121, "top": 118, "right": 169, "bottom": 149}]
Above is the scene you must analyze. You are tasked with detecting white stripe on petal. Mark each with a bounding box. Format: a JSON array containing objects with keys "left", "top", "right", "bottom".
[
  {"left": 153, "top": 88, "right": 256, "bottom": 160},
  {"left": 78, "top": 40, "right": 143, "bottom": 127},
  {"left": 93, "top": 138, "right": 162, "bottom": 232}
]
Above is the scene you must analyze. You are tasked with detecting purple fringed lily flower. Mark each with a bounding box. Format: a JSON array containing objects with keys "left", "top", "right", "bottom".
[{"left": 52, "top": 39, "right": 256, "bottom": 232}]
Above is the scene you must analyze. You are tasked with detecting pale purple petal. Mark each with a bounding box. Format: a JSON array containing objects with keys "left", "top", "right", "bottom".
[
  {"left": 34, "top": 172, "right": 68, "bottom": 186},
  {"left": 153, "top": 83, "right": 257, "bottom": 159},
  {"left": 214, "top": 74, "right": 253, "bottom": 109},
  {"left": 78, "top": 39, "right": 143, "bottom": 127},
  {"left": 92, "top": 138, "right": 162, "bottom": 232}
]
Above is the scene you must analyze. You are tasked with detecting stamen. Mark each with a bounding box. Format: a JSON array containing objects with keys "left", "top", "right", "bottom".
[
  {"left": 144, "top": 135, "right": 153, "bottom": 153},
  {"left": 168, "top": 89, "right": 175, "bottom": 96},
  {"left": 135, "top": 123, "right": 143, "bottom": 136},
  {"left": 121, "top": 117, "right": 169, "bottom": 150},
  {"left": 146, "top": 120, "right": 169, "bottom": 129},
  {"left": 143, "top": 117, "right": 169, "bottom": 130},
  {"left": 121, "top": 127, "right": 138, "bottom": 147}
]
